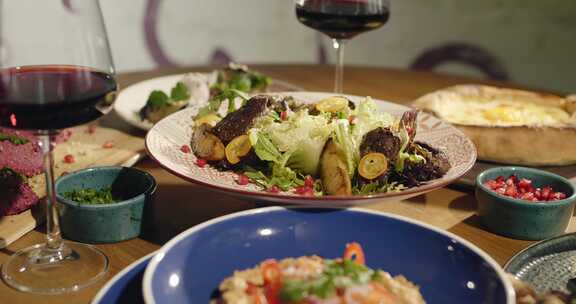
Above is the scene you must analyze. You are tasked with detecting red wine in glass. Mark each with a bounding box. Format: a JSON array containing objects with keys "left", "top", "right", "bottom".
[
  {"left": 0, "top": 1, "right": 116, "bottom": 295},
  {"left": 0, "top": 65, "right": 117, "bottom": 130},
  {"left": 296, "top": 1, "right": 390, "bottom": 39},
  {"left": 295, "top": 0, "right": 390, "bottom": 93}
]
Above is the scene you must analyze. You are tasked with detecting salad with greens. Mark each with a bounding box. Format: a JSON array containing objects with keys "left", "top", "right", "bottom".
[
  {"left": 140, "top": 63, "right": 270, "bottom": 124},
  {"left": 190, "top": 94, "right": 450, "bottom": 196}
]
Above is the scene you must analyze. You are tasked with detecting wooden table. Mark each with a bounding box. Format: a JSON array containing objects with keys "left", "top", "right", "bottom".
[{"left": 0, "top": 64, "right": 562, "bottom": 303}]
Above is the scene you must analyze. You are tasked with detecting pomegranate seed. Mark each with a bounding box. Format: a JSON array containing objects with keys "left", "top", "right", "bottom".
[
  {"left": 551, "top": 192, "right": 567, "bottom": 200},
  {"left": 294, "top": 186, "right": 314, "bottom": 196},
  {"left": 484, "top": 180, "right": 499, "bottom": 190},
  {"left": 63, "top": 154, "right": 75, "bottom": 164},
  {"left": 280, "top": 111, "right": 288, "bottom": 121},
  {"left": 534, "top": 189, "right": 542, "bottom": 200},
  {"left": 294, "top": 185, "right": 310, "bottom": 195},
  {"left": 102, "top": 141, "right": 115, "bottom": 149},
  {"left": 304, "top": 176, "right": 315, "bottom": 188},
  {"left": 237, "top": 174, "right": 249, "bottom": 185},
  {"left": 302, "top": 188, "right": 315, "bottom": 196},
  {"left": 495, "top": 187, "right": 506, "bottom": 195},
  {"left": 495, "top": 176, "right": 505, "bottom": 183},
  {"left": 348, "top": 115, "right": 357, "bottom": 125},
  {"left": 180, "top": 145, "right": 191, "bottom": 153},
  {"left": 505, "top": 178, "right": 515, "bottom": 186},
  {"left": 519, "top": 192, "right": 535, "bottom": 201},
  {"left": 196, "top": 158, "right": 207, "bottom": 167},
  {"left": 505, "top": 185, "right": 518, "bottom": 197},
  {"left": 517, "top": 178, "right": 532, "bottom": 190},
  {"left": 267, "top": 185, "right": 280, "bottom": 193},
  {"left": 294, "top": 186, "right": 305, "bottom": 194},
  {"left": 86, "top": 125, "right": 97, "bottom": 134},
  {"left": 541, "top": 186, "right": 552, "bottom": 201}
]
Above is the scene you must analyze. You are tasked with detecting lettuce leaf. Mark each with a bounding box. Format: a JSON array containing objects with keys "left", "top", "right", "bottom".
[
  {"left": 244, "top": 164, "right": 304, "bottom": 191},
  {"left": 351, "top": 97, "right": 395, "bottom": 145},
  {"left": 254, "top": 110, "right": 332, "bottom": 176}
]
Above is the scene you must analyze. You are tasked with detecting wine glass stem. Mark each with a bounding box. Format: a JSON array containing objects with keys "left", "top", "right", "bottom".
[
  {"left": 40, "top": 133, "right": 63, "bottom": 250},
  {"left": 332, "top": 38, "right": 347, "bottom": 94}
]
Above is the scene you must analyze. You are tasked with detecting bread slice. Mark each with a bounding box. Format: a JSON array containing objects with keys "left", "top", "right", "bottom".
[{"left": 413, "top": 84, "right": 576, "bottom": 166}]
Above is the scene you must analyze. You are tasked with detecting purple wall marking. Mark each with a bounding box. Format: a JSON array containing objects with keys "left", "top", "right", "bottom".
[{"left": 411, "top": 43, "right": 509, "bottom": 81}]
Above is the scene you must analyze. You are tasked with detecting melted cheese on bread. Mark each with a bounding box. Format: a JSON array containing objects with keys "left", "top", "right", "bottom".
[{"left": 427, "top": 97, "right": 575, "bottom": 127}]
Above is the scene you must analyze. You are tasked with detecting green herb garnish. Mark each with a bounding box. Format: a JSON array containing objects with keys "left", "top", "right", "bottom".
[
  {"left": 145, "top": 81, "right": 190, "bottom": 109},
  {"left": 63, "top": 187, "right": 116, "bottom": 204},
  {"left": 170, "top": 82, "right": 190, "bottom": 101},
  {"left": 146, "top": 90, "right": 170, "bottom": 108},
  {"left": 0, "top": 133, "right": 29, "bottom": 145},
  {"left": 280, "top": 259, "right": 379, "bottom": 301}
]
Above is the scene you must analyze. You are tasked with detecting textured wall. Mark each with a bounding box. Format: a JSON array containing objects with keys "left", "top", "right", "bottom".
[{"left": 3, "top": 0, "right": 576, "bottom": 93}]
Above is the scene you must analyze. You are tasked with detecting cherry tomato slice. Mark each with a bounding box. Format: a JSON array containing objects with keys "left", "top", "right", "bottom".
[
  {"left": 343, "top": 242, "right": 366, "bottom": 265},
  {"left": 261, "top": 259, "right": 282, "bottom": 304}
]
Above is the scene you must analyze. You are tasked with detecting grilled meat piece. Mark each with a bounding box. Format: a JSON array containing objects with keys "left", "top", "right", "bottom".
[
  {"left": 360, "top": 127, "right": 401, "bottom": 161},
  {"left": 211, "top": 95, "right": 272, "bottom": 144},
  {"left": 398, "top": 141, "right": 451, "bottom": 187},
  {"left": 358, "top": 127, "right": 401, "bottom": 184}
]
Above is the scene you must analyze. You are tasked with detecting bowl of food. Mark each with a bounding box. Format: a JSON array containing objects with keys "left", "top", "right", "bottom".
[
  {"left": 55, "top": 166, "right": 156, "bottom": 243},
  {"left": 143, "top": 207, "right": 514, "bottom": 303},
  {"left": 145, "top": 91, "right": 477, "bottom": 205},
  {"left": 476, "top": 167, "right": 576, "bottom": 240}
]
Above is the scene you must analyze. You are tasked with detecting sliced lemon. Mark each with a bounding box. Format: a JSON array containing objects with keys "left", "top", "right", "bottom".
[
  {"left": 225, "top": 135, "right": 252, "bottom": 164},
  {"left": 315, "top": 96, "right": 349, "bottom": 113},
  {"left": 358, "top": 153, "right": 388, "bottom": 180},
  {"left": 194, "top": 113, "right": 221, "bottom": 127}
]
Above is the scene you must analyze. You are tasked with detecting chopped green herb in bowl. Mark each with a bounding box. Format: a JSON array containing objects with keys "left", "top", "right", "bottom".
[{"left": 63, "top": 187, "right": 116, "bottom": 205}]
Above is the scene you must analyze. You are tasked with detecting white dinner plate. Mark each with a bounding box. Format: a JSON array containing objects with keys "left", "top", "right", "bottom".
[
  {"left": 114, "top": 73, "right": 301, "bottom": 131},
  {"left": 145, "top": 91, "right": 477, "bottom": 205}
]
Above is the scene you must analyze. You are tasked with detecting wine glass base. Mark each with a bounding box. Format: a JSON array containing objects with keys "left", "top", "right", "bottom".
[{"left": 1, "top": 241, "right": 108, "bottom": 295}]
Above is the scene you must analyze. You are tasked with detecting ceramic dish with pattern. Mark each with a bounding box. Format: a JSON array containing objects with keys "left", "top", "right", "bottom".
[
  {"left": 505, "top": 233, "right": 576, "bottom": 295},
  {"left": 91, "top": 252, "right": 155, "bottom": 304},
  {"left": 145, "top": 92, "right": 476, "bottom": 205},
  {"left": 114, "top": 71, "right": 301, "bottom": 131},
  {"left": 142, "top": 207, "right": 514, "bottom": 303}
]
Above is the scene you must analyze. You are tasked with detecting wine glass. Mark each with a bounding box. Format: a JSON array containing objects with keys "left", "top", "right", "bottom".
[
  {"left": 0, "top": 0, "right": 117, "bottom": 294},
  {"left": 295, "top": 0, "right": 390, "bottom": 93}
]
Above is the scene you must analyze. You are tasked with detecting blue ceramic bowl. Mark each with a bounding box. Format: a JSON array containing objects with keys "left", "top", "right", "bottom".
[
  {"left": 56, "top": 166, "right": 156, "bottom": 243},
  {"left": 476, "top": 166, "right": 576, "bottom": 241},
  {"left": 143, "top": 207, "right": 514, "bottom": 304}
]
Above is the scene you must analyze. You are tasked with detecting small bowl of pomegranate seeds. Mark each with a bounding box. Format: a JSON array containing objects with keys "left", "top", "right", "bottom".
[{"left": 476, "top": 166, "right": 576, "bottom": 240}]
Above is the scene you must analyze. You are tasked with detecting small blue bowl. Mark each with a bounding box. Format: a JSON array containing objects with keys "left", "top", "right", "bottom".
[
  {"left": 143, "top": 207, "right": 514, "bottom": 303},
  {"left": 476, "top": 166, "right": 576, "bottom": 240},
  {"left": 56, "top": 166, "right": 157, "bottom": 243}
]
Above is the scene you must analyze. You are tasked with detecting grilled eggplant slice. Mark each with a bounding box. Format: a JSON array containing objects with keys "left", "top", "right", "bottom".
[
  {"left": 191, "top": 123, "right": 225, "bottom": 161},
  {"left": 320, "top": 140, "right": 352, "bottom": 196}
]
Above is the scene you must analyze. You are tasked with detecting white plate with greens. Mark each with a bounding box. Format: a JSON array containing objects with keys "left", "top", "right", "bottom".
[
  {"left": 114, "top": 69, "right": 300, "bottom": 131},
  {"left": 145, "top": 92, "right": 476, "bottom": 205}
]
